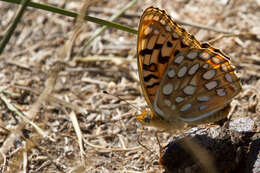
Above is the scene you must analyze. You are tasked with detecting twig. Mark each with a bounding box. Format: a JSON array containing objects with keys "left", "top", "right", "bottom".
[
  {"left": 6, "top": 60, "right": 31, "bottom": 71},
  {"left": 26, "top": 64, "right": 60, "bottom": 119},
  {"left": 0, "top": 92, "right": 48, "bottom": 139},
  {"left": 23, "top": 149, "right": 28, "bottom": 173},
  {"left": 208, "top": 32, "right": 260, "bottom": 44},
  {"left": 65, "top": 0, "right": 98, "bottom": 60},
  {"left": 73, "top": 55, "right": 135, "bottom": 63},
  {"left": 84, "top": 139, "right": 141, "bottom": 152},
  {"left": 88, "top": 6, "right": 139, "bottom": 17},
  {"left": 0, "top": 150, "right": 7, "bottom": 172},
  {"left": 177, "top": 20, "right": 232, "bottom": 34},
  {"left": 69, "top": 111, "right": 85, "bottom": 160}
]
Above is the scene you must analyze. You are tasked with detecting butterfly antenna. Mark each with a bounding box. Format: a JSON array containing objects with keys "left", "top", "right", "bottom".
[
  {"left": 103, "top": 90, "right": 142, "bottom": 111},
  {"left": 103, "top": 91, "right": 153, "bottom": 152}
]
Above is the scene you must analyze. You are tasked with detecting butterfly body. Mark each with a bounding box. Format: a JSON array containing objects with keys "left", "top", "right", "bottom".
[{"left": 136, "top": 7, "right": 241, "bottom": 132}]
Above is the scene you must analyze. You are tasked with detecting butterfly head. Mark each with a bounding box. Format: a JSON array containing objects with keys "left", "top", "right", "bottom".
[
  {"left": 136, "top": 109, "right": 171, "bottom": 130},
  {"left": 136, "top": 110, "right": 153, "bottom": 125}
]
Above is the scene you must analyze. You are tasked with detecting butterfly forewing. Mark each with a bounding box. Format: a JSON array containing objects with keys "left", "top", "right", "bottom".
[
  {"left": 137, "top": 7, "right": 202, "bottom": 109},
  {"left": 137, "top": 7, "right": 241, "bottom": 129}
]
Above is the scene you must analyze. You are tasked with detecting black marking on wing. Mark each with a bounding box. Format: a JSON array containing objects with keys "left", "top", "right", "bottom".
[
  {"left": 139, "top": 49, "right": 153, "bottom": 56},
  {"left": 143, "top": 63, "right": 158, "bottom": 72},
  {"left": 174, "top": 50, "right": 180, "bottom": 56},
  {"left": 154, "top": 43, "right": 163, "bottom": 49},
  {"left": 201, "top": 43, "right": 231, "bottom": 61},
  {"left": 144, "top": 74, "right": 159, "bottom": 82},
  {"left": 146, "top": 82, "right": 160, "bottom": 88},
  {"left": 179, "top": 27, "right": 186, "bottom": 33},
  {"left": 180, "top": 41, "right": 189, "bottom": 48},
  {"left": 167, "top": 41, "right": 173, "bottom": 48},
  {"left": 158, "top": 52, "right": 170, "bottom": 64},
  {"left": 201, "top": 43, "right": 210, "bottom": 48}
]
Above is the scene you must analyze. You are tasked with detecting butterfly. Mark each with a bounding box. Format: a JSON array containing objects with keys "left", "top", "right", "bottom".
[{"left": 136, "top": 7, "right": 241, "bottom": 132}]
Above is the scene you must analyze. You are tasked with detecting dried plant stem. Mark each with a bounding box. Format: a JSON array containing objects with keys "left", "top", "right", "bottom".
[
  {"left": 208, "top": 32, "right": 260, "bottom": 44},
  {"left": 0, "top": 93, "right": 48, "bottom": 138},
  {"left": 69, "top": 111, "right": 85, "bottom": 160},
  {"left": 84, "top": 139, "right": 141, "bottom": 152},
  {"left": 73, "top": 55, "right": 135, "bottom": 63}
]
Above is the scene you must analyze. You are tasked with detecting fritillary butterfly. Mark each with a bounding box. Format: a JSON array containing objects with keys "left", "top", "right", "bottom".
[{"left": 136, "top": 7, "right": 242, "bottom": 132}]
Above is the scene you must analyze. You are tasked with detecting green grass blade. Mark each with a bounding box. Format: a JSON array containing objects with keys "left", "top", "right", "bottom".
[
  {"left": 0, "top": 0, "right": 31, "bottom": 54},
  {"left": 1, "top": 0, "right": 138, "bottom": 34}
]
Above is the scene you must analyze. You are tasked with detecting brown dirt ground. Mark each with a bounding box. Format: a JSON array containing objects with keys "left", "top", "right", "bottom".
[{"left": 0, "top": 0, "right": 260, "bottom": 172}]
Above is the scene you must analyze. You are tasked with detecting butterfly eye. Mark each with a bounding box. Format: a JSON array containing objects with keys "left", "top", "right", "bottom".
[
  {"left": 144, "top": 113, "right": 151, "bottom": 123},
  {"left": 144, "top": 117, "right": 150, "bottom": 123}
]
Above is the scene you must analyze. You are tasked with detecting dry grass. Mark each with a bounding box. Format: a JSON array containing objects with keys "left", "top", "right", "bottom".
[{"left": 0, "top": 0, "right": 260, "bottom": 172}]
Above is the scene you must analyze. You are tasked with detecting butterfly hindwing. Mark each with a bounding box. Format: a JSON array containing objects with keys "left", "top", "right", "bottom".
[{"left": 153, "top": 48, "right": 241, "bottom": 124}]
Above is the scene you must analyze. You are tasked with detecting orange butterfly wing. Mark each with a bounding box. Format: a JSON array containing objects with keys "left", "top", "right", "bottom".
[
  {"left": 137, "top": 7, "right": 201, "bottom": 109},
  {"left": 137, "top": 7, "right": 241, "bottom": 129}
]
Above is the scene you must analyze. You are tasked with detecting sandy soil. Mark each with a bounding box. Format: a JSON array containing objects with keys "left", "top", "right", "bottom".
[{"left": 0, "top": 0, "right": 260, "bottom": 172}]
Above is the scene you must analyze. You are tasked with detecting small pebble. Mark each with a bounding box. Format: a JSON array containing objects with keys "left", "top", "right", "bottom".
[{"left": 229, "top": 117, "right": 255, "bottom": 132}]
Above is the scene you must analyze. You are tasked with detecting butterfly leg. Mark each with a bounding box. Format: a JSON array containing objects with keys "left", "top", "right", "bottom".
[
  {"left": 155, "top": 131, "right": 163, "bottom": 159},
  {"left": 137, "top": 126, "right": 154, "bottom": 153}
]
